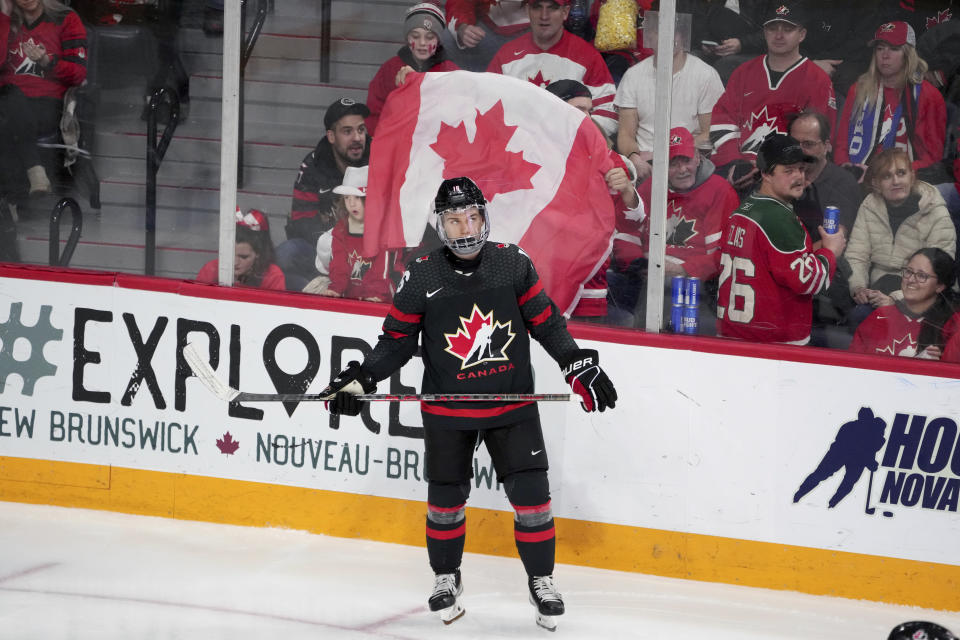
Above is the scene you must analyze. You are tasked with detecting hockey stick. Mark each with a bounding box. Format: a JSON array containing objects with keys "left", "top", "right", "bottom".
[{"left": 184, "top": 343, "right": 570, "bottom": 404}]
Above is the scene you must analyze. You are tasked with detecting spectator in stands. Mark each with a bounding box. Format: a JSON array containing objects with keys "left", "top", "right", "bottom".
[
  {"left": 543, "top": 80, "right": 642, "bottom": 324},
  {"left": 716, "top": 133, "right": 846, "bottom": 344},
  {"left": 850, "top": 247, "right": 960, "bottom": 358},
  {"left": 709, "top": 1, "right": 837, "bottom": 196},
  {"left": 0, "top": 0, "right": 86, "bottom": 200},
  {"left": 615, "top": 17, "right": 723, "bottom": 184},
  {"left": 197, "top": 209, "right": 286, "bottom": 290},
  {"left": 845, "top": 148, "right": 955, "bottom": 328},
  {"left": 621, "top": 127, "right": 739, "bottom": 332},
  {"left": 442, "top": 0, "right": 529, "bottom": 72},
  {"left": 487, "top": 0, "right": 618, "bottom": 138},
  {"left": 833, "top": 22, "right": 947, "bottom": 181},
  {"left": 314, "top": 166, "right": 394, "bottom": 303},
  {"left": 278, "top": 97, "right": 370, "bottom": 292},
  {"left": 787, "top": 109, "right": 864, "bottom": 345},
  {"left": 366, "top": 2, "right": 458, "bottom": 136}
]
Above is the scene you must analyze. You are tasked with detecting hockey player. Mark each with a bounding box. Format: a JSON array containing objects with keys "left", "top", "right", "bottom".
[
  {"left": 716, "top": 133, "right": 847, "bottom": 344},
  {"left": 320, "top": 176, "right": 617, "bottom": 630}
]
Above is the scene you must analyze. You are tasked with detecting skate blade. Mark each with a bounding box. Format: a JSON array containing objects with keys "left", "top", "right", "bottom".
[
  {"left": 535, "top": 612, "right": 558, "bottom": 631},
  {"left": 439, "top": 600, "right": 465, "bottom": 625}
]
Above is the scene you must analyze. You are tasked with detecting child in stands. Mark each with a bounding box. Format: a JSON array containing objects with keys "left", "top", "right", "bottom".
[{"left": 316, "top": 165, "right": 395, "bottom": 302}]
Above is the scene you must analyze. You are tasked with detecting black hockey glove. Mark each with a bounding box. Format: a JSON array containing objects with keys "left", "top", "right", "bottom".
[
  {"left": 562, "top": 349, "right": 617, "bottom": 413},
  {"left": 320, "top": 361, "right": 377, "bottom": 416}
]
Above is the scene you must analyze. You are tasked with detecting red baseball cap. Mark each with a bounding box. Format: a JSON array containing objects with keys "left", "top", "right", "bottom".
[
  {"left": 869, "top": 21, "right": 916, "bottom": 47},
  {"left": 668, "top": 127, "right": 696, "bottom": 160}
]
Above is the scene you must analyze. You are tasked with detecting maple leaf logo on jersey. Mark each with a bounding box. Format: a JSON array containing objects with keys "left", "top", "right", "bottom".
[
  {"left": 430, "top": 100, "right": 541, "bottom": 201},
  {"left": 741, "top": 106, "right": 783, "bottom": 155},
  {"left": 348, "top": 250, "right": 372, "bottom": 280},
  {"left": 443, "top": 304, "right": 516, "bottom": 369},
  {"left": 927, "top": 8, "right": 953, "bottom": 28},
  {"left": 528, "top": 70, "right": 551, "bottom": 87},
  {"left": 879, "top": 334, "right": 917, "bottom": 357},
  {"left": 665, "top": 203, "right": 698, "bottom": 247}
]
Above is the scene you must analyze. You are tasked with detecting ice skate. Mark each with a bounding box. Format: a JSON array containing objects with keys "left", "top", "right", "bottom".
[
  {"left": 428, "top": 570, "right": 464, "bottom": 624},
  {"left": 529, "top": 575, "right": 564, "bottom": 631}
]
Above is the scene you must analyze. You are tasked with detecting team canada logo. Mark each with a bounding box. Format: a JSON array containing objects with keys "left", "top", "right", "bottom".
[
  {"left": 879, "top": 22, "right": 896, "bottom": 33},
  {"left": 443, "top": 304, "right": 516, "bottom": 369},
  {"left": 348, "top": 249, "right": 372, "bottom": 280},
  {"left": 669, "top": 134, "right": 683, "bottom": 146},
  {"left": 776, "top": 4, "right": 789, "bottom": 16}
]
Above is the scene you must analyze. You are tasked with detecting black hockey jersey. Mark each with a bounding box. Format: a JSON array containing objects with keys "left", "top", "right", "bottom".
[{"left": 363, "top": 243, "right": 579, "bottom": 429}]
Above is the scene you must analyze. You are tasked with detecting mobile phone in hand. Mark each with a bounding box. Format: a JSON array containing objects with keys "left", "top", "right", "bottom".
[{"left": 701, "top": 40, "right": 719, "bottom": 48}]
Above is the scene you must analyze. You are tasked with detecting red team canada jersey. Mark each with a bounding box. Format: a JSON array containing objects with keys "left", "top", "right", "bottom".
[
  {"left": 636, "top": 174, "right": 739, "bottom": 280},
  {"left": 717, "top": 194, "right": 837, "bottom": 344},
  {"left": 851, "top": 305, "right": 960, "bottom": 359},
  {"left": 327, "top": 219, "right": 395, "bottom": 301},
  {"left": 487, "top": 30, "right": 617, "bottom": 136},
  {"left": 710, "top": 56, "right": 836, "bottom": 167},
  {"left": 1, "top": 11, "right": 87, "bottom": 99}
]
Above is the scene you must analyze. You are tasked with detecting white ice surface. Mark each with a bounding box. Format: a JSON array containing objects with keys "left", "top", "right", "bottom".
[{"left": 0, "top": 501, "right": 958, "bottom": 639}]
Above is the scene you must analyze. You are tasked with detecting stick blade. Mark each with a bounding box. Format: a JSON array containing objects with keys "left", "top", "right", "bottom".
[{"left": 183, "top": 342, "right": 240, "bottom": 402}]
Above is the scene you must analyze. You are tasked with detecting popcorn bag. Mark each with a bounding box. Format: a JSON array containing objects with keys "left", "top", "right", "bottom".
[{"left": 594, "top": 0, "right": 637, "bottom": 52}]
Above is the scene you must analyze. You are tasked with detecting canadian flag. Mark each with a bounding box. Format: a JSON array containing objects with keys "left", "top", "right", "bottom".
[{"left": 364, "top": 70, "right": 618, "bottom": 315}]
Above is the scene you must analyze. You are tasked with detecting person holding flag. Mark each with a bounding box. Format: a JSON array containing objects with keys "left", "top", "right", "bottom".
[{"left": 320, "top": 176, "right": 617, "bottom": 631}]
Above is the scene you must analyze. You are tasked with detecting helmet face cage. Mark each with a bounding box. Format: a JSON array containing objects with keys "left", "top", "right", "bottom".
[
  {"left": 436, "top": 204, "right": 490, "bottom": 256},
  {"left": 434, "top": 177, "right": 490, "bottom": 256}
]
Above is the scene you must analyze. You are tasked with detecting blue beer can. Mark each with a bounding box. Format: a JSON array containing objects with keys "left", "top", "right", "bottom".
[
  {"left": 682, "top": 304, "right": 698, "bottom": 334},
  {"left": 671, "top": 276, "right": 685, "bottom": 306},
  {"left": 685, "top": 276, "right": 700, "bottom": 307},
  {"left": 671, "top": 304, "right": 684, "bottom": 333},
  {"left": 823, "top": 206, "right": 840, "bottom": 234}
]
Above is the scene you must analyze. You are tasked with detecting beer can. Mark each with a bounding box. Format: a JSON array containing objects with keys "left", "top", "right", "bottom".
[
  {"left": 671, "top": 276, "right": 685, "bottom": 306},
  {"left": 823, "top": 206, "right": 840, "bottom": 234},
  {"left": 685, "top": 276, "right": 700, "bottom": 307},
  {"left": 671, "top": 304, "right": 684, "bottom": 333},
  {"left": 682, "top": 304, "right": 698, "bottom": 335}
]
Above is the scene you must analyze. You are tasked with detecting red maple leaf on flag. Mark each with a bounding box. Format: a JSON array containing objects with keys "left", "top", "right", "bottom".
[
  {"left": 216, "top": 432, "right": 239, "bottom": 455},
  {"left": 429, "top": 100, "right": 541, "bottom": 201},
  {"left": 528, "top": 70, "right": 550, "bottom": 87}
]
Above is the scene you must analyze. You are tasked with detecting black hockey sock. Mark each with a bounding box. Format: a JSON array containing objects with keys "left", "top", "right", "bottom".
[
  {"left": 425, "top": 482, "right": 469, "bottom": 574},
  {"left": 514, "top": 515, "right": 555, "bottom": 577},
  {"left": 505, "top": 471, "right": 555, "bottom": 577},
  {"left": 426, "top": 513, "right": 466, "bottom": 574}
]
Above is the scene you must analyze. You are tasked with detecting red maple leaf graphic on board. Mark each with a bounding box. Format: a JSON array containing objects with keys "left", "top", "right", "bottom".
[
  {"left": 429, "top": 100, "right": 540, "bottom": 201},
  {"left": 216, "top": 432, "right": 239, "bottom": 455}
]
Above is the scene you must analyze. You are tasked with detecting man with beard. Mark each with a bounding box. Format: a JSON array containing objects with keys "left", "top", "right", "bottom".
[
  {"left": 716, "top": 133, "right": 846, "bottom": 344},
  {"left": 279, "top": 98, "right": 371, "bottom": 291}
]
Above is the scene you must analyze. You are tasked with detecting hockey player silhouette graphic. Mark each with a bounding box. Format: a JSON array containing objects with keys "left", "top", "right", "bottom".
[
  {"left": 794, "top": 407, "right": 887, "bottom": 508},
  {"left": 463, "top": 319, "right": 495, "bottom": 364}
]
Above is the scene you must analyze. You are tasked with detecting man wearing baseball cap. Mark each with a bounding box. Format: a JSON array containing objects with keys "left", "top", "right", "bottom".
[
  {"left": 620, "top": 127, "right": 739, "bottom": 332},
  {"left": 279, "top": 97, "right": 371, "bottom": 291},
  {"left": 716, "top": 133, "right": 846, "bottom": 344},
  {"left": 487, "top": 0, "right": 618, "bottom": 138},
  {"left": 710, "top": 0, "right": 837, "bottom": 194}
]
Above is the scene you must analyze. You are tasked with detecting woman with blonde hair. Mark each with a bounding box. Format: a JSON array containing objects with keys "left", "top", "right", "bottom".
[
  {"left": 845, "top": 148, "right": 955, "bottom": 328},
  {"left": 833, "top": 21, "right": 946, "bottom": 178}
]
